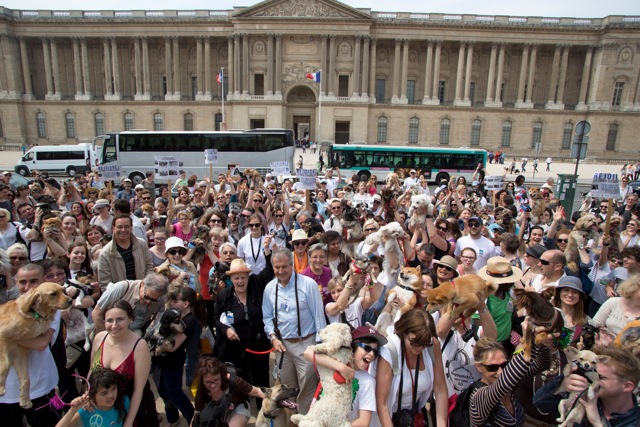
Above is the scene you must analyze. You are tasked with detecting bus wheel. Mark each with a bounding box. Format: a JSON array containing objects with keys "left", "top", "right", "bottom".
[
  {"left": 66, "top": 166, "right": 77, "bottom": 177},
  {"left": 16, "top": 166, "right": 29, "bottom": 177},
  {"left": 129, "top": 172, "right": 145, "bottom": 186},
  {"left": 435, "top": 172, "right": 449, "bottom": 185},
  {"left": 358, "top": 171, "right": 371, "bottom": 182}
]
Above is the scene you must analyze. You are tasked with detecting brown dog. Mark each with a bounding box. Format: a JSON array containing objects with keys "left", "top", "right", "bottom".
[
  {"left": 426, "top": 274, "right": 498, "bottom": 322},
  {"left": 374, "top": 265, "right": 423, "bottom": 336},
  {"left": 0, "top": 282, "right": 72, "bottom": 408},
  {"left": 255, "top": 383, "right": 299, "bottom": 427},
  {"left": 514, "top": 288, "right": 564, "bottom": 360}
]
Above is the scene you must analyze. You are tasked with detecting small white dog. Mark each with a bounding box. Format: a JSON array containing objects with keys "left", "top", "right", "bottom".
[
  {"left": 408, "top": 194, "right": 434, "bottom": 228},
  {"left": 365, "top": 221, "right": 406, "bottom": 277},
  {"left": 557, "top": 348, "right": 603, "bottom": 427}
]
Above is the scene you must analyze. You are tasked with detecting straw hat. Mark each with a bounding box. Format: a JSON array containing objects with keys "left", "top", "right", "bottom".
[
  {"left": 432, "top": 255, "right": 459, "bottom": 277},
  {"left": 291, "top": 229, "right": 308, "bottom": 242},
  {"left": 227, "top": 259, "right": 252, "bottom": 276},
  {"left": 477, "top": 256, "right": 523, "bottom": 285}
]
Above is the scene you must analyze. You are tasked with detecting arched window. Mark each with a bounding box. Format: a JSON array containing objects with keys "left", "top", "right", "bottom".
[
  {"left": 501, "top": 120, "right": 512, "bottom": 147},
  {"left": 561, "top": 123, "right": 572, "bottom": 149},
  {"left": 439, "top": 118, "right": 450, "bottom": 145},
  {"left": 153, "top": 113, "right": 164, "bottom": 131},
  {"left": 408, "top": 117, "right": 419, "bottom": 144},
  {"left": 531, "top": 121, "right": 543, "bottom": 149},
  {"left": 95, "top": 113, "right": 105, "bottom": 136},
  {"left": 606, "top": 124, "right": 618, "bottom": 151},
  {"left": 65, "top": 113, "right": 76, "bottom": 138},
  {"left": 124, "top": 112, "right": 134, "bottom": 131},
  {"left": 214, "top": 113, "right": 223, "bottom": 131},
  {"left": 36, "top": 112, "right": 47, "bottom": 138},
  {"left": 470, "top": 120, "right": 481, "bottom": 146},
  {"left": 377, "top": 116, "right": 388, "bottom": 143},
  {"left": 184, "top": 112, "right": 194, "bottom": 131}
]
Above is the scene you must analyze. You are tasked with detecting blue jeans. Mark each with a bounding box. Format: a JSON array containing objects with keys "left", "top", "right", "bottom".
[{"left": 157, "top": 366, "right": 194, "bottom": 424}]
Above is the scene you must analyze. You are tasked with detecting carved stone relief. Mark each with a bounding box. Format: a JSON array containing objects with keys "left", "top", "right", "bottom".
[
  {"left": 189, "top": 46, "right": 197, "bottom": 60},
  {"left": 618, "top": 46, "right": 634, "bottom": 64},
  {"left": 409, "top": 49, "right": 419, "bottom": 64},
  {"left": 253, "top": 0, "right": 351, "bottom": 18},
  {"left": 377, "top": 48, "right": 388, "bottom": 63},
  {"left": 282, "top": 62, "right": 318, "bottom": 92},
  {"left": 338, "top": 41, "right": 352, "bottom": 57},
  {"left": 253, "top": 40, "right": 266, "bottom": 56},
  {"left": 220, "top": 46, "right": 228, "bottom": 60}
]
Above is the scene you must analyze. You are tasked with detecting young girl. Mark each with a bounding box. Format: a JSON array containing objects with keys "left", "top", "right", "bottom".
[
  {"left": 67, "top": 241, "right": 95, "bottom": 281},
  {"left": 56, "top": 368, "right": 129, "bottom": 427}
]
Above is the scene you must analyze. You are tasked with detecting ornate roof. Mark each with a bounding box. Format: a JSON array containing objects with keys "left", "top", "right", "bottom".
[{"left": 232, "top": 0, "right": 372, "bottom": 20}]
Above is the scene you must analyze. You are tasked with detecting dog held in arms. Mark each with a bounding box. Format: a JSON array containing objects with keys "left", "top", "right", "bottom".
[
  {"left": 426, "top": 274, "right": 498, "bottom": 325},
  {"left": 514, "top": 288, "right": 565, "bottom": 361},
  {"left": 254, "top": 383, "right": 299, "bottom": 427},
  {"left": 0, "top": 282, "right": 73, "bottom": 408},
  {"left": 291, "top": 323, "right": 353, "bottom": 427},
  {"left": 365, "top": 221, "right": 406, "bottom": 277},
  {"left": 340, "top": 202, "right": 363, "bottom": 259},
  {"left": 62, "top": 271, "right": 96, "bottom": 351},
  {"left": 341, "top": 255, "right": 373, "bottom": 304},
  {"left": 374, "top": 266, "right": 424, "bottom": 337},
  {"left": 408, "top": 193, "right": 434, "bottom": 229},
  {"left": 144, "top": 308, "right": 186, "bottom": 356}
]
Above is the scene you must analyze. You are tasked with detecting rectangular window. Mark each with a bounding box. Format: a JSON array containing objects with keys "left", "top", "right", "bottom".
[
  {"left": 470, "top": 120, "right": 481, "bottom": 146},
  {"left": 338, "top": 76, "right": 349, "bottom": 97},
  {"left": 469, "top": 82, "right": 475, "bottom": 105},
  {"left": 500, "top": 83, "right": 505, "bottom": 102},
  {"left": 154, "top": 114, "right": 164, "bottom": 131},
  {"left": 66, "top": 114, "right": 76, "bottom": 139},
  {"left": 95, "top": 113, "right": 105, "bottom": 137},
  {"left": 191, "top": 76, "right": 197, "bottom": 101},
  {"left": 375, "top": 79, "right": 385, "bottom": 103},
  {"left": 438, "top": 81, "right": 445, "bottom": 103},
  {"left": 408, "top": 118, "right": 419, "bottom": 144},
  {"left": 561, "top": 123, "right": 572, "bottom": 149},
  {"left": 254, "top": 74, "right": 264, "bottom": 96},
  {"left": 501, "top": 121, "right": 512, "bottom": 147},
  {"left": 377, "top": 117, "right": 387, "bottom": 143},
  {"left": 184, "top": 114, "right": 194, "bottom": 131},
  {"left": 612, "top": 82, "right": 624, "bottom": 107},
  {"left": 222, "top": 76, "right": 228, "bottom": 100},
  {"left": 36, "top": 113, "right": 47, "bottom": 139},
  {"left": 406, "top": 80, "right": 415, "bottom": 104},
  {"left": 215, "top": 113, "right": 223, "bottom": 131},
  {"left": 524, "top": 84, "right": 528, "bottom": 101},
  {"left": 162, "top": 76, "right": 167, "bottom": 96},
  {"left": 439, "top": 119, "right": 450, "bottom": 145},
  {"left": 335, "top": 121, "right": 350, "bottom": 144},
  {"left": 531, "top": 121, "right": 543, "bottom": 149},
  {"left": 250, "top": 119, "right": 265, "bottom": 129},
  {"left": 606, "top": 124, "right": 618, "bottom": 151},
  {"left": 124, "top": 113, "right": 134, "bottom": 131}
]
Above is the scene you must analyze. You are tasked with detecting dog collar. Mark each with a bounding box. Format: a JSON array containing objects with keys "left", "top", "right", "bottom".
[
  {"left": 31, "top": 309, "right": 43, "bottom": 319},
  {"left": 351, "top": 262, "right": 363, "bottom": 275},
  {"left": 396, "top": 283, "right": 417, "bottom": 294}
]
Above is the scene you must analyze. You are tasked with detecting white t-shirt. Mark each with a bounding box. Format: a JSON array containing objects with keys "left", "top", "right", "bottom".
[
  {"left": 267, "top": 221, "right": 289, "bottom": 249},
  {"left": 440, "top": 330, "right": 482, "bottom": 397},
  {"left": 327, "top": 298, "right": 364, "bottom": 329},
  {"left": 454, "top": 235, "right": 496, "bottom": 270},
  {"left": 349, "top": 370, "right": 376, "bottom": 422},
  {"left": 531, "top": 273, "right": 565, "bottom": 293},
  {"left": 323, "top": 176, "right": 340, "bottom": 197},
  {"left": 236, "top": 234, "right": 266, "bottom": 274}
]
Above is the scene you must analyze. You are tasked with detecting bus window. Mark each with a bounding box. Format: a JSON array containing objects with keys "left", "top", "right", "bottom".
[
  {"left": 103, "top": 137, "right": 117, "bottom": 162},
  {"left": 187, "top": 136, "right": 202, "bottom": 151}
]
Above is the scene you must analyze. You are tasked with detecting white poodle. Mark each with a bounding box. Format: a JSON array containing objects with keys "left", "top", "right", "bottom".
[
  {"left": 291, "top": 323, "right": 353, "bottom": 427},
  {"left": 365, "top": 221, "right": 406, "bottom": 277},
  {"left": 408, "top": 193, "right": 434, "bottom": 228}
]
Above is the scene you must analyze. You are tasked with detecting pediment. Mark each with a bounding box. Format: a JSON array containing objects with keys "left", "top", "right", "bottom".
[{"left": 233, "top": 0, "right": 372, "bottom": 20}]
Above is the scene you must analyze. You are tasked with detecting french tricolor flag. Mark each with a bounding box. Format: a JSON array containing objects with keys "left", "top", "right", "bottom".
[
  {"left": 306, "top": 71, "right": 321, "bottom": 82},
  {"left": 216, "top": 71, "right": 223, "bottom": 84}
]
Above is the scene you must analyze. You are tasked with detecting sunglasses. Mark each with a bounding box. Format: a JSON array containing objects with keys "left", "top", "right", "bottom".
[
  {"left": 373, "top": 200, "right": 381, "bottom": 204},
  {"left": 437, "top": 265, "right": 454, "bottom": 272},
  {"left": 253, "top": 199, "right": 263, "bottom": 203},
  {"left": 436, "top": 226, "right": 448, "bottom": 232},
  {"left": 539, "top": 259, "right": 552, "bottom": 265},
  {"left": 468, "top": 222, "right": 481, "bottom": 228},
  {"left": 356, "top": 343, "right": 379, "bottom": 357},
  {"left": 483, "top": 362, "right": 509, "bottom": 372},
  {"left": 167, "top": 248, "right": 187, "bottom": 256},
  {"left": 240, "top": 214, "right": 250, "bottom": 218},
  {"left": 557, "top": 239, "right": 569, "bottom": 243},
  {"left": 274, "top": 214, "right": 284, "bottom": 218},
  {"left": 10, "top": 256, "right": 27, "bottom": 261},
  {"left": 248, "top": 223, "right": 262, "bottom": 228},
  {"left": 331, "top": 206, "right": 342, "bottom": 210},
  {"left": 293, "top": 240, "right": 308, "bottom": 246},
  {"left": 209, "top": 219, "right": 222, "bottom": 224},
  {"left": 143, "top": 291, "right": 160, "bottom": 302},
  {"left": 221, "top": 251, "right": 235, "bottom": 255},
  {"left": 364, "top": 228, "right": 377, "bottom": 232},
  {"left": 141, "top": 197, "right": 151, "bottom": 201},
  {"left": 409, "top": 339, "right": 428, "bottom": 349}
]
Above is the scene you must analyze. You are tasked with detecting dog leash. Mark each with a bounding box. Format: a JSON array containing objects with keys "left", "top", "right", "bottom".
[{"left": 244, "top": 347, "right": 275, "bottom": 355}]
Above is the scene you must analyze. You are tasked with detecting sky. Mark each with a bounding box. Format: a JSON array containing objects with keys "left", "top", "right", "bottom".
[{"left": 2, "top": 0, "right": 639, "bottom": 19}]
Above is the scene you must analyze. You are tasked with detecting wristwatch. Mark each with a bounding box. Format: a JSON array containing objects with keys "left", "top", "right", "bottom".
[{"left": 270, "top": 333, "right": 277, "bottom": 341}]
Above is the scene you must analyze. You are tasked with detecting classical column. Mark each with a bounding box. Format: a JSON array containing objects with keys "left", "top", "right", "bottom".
[
  {"left": 399, "top": 39, "right": 409, "bottom": 104},
  {"left": 242, "top": 34, "right": 250, "bottom": 95},
  {"left": 42, "top": 38, "right": 53, "bottom": 98},
  {"left": 142, "top": 37, "right": 151, "bottom": 99},
  {"left": 361, "top": 36, "right": 370, "bottom": 99},
  {"left": 485, "top": 43, "right": 497, "bottom": 103},
  {"left": 633, "top": 68, "right": 640, "bottom": 108},
  {"left": 555, "top": 45, "right": 570, "bottom": 108},
  {"left": 227, "top": 36, "right": 234, "bottom": 97},
  {"left": 134, "top": 38, "right": 143, "bottom": 99},
  {"left": 80, "top": 38, "right": 91, "bottom": 99},
  {"left": 352, "top": 35, "right": 361, "bottom": 98},
  {"left": 19, "top": 38, "right": 33, "bottom": 100},
  {"left": 391, "top": 39, "right": 401, "bottom": 103},
  {"left": 266, "top": 34, "right": 274, "bottom": 96},
  {"left": 545, "top": 45, "right": 561, "bottom": 107},
  {"left": 462, "top": 42, "right": 474, "bottom": 105},
  {"left": 204, "top": 37, "right": 211, "bottom": 100},
  {"left": 196, "top": 37, "right": 204, "bottom": 99},
  {"left": 493, "top": 43, "right": 505, "bottom": 106},
  {"left": 172, "top": 37, "right": 180, "bottom": 99},
  {"left": 102, "top": 38, "right": 113, "bottom": 99},
  {"left": 50, "top": 38, "right": 61, "bottom": 99},
  {"left": 576, "top": 47, "right": 593, "bottom": 111},
  {"left": 368, "top": 38, "right": 377, "bottom": 102},
  {"left": 454, "top": 42, "right": 466, "bottom": 103},
  {"left": 431, "top": 41, "right": 441, "bottom": 104},
  {"left": 524, "top": 44, "right": 537, "bottom": 106},
  {"left": 111, "top": 38, "right": 121, "bottom": 100},
  {"left": 164, "top": 37, "right": 173, "bottom": 99},
  {"left": 328, "top": 35, "right": 336, "bottom": 97},
  {"left": 275, "top": 34, "right": 282, "bottom": 96},
  {"left": 515, "top": 44, "right": 530, "bottom": 106},
  {"left": 233, "top": 35, "right": 240, "bottom": 95},
  {"left": 422, "top": 41, "right": 433, "bottom": 103},
  {"left": 72, "top": 39, "right": 83, "bottom": 99}
]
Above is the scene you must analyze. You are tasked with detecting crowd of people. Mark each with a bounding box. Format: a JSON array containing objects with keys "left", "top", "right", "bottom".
[{"left": 0, "top": 159, "right": 639, "bottom": 427}]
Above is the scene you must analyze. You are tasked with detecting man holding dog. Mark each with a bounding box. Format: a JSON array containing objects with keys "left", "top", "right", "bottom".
[{"left": 262, "top": 248, "right": 326, "bottom": 415}]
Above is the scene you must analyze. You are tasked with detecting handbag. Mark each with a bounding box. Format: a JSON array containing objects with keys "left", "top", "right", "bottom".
[
  {"left": 65, "top": 343, "right": 84, "bottom": 369},
  {"left": 200, "top": 325, "right": 216, "bottom": 354},
  {"left": 391, "top": 342, "right": 426, "bottom": 427}
]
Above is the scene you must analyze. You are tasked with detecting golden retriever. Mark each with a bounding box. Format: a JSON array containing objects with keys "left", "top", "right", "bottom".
[{"left": 0, "top": 282, "right": 72, "bottom": 408}]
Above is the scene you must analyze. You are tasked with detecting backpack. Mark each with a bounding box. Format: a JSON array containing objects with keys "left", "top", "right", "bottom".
[
  {"left": 194, "top": 362, "right": 243, "bottom": 427},
  {"left": 448, "top": 380, "right": 486, "bottom": 427}
]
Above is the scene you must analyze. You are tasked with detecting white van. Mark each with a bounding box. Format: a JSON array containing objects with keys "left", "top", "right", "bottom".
[{"left": 15, "top": 144, "right": 94, "bottom": 177}]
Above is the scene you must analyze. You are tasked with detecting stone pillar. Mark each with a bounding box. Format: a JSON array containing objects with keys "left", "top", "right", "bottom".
[
  {"left": 142, "top": 38, "right": 152, "bottom": 99},
  {"left": 545, "top": 45, "right": 561, "bottom": 108},
  {"left": 172, "top": 37, "right": 180, "bottom": 100},
  {"left": 19, "top": 38, "right": 33, "bottom": 100},
  {"left": 0, "top": 35, "right": 20, "bottom": 98},
  {"left": 73, "top": 39, "right": 83, "bottom": 99},
  {"left": 134, "top": 38, "right": 143, "bottom": 99},
  {"left": 50, "top": 38, "right": 61, "bottom": 99},
  {"left": 587, "top": 45, "right": 606, "bottom": 109},
  {"left": 42, "top": 38, "right": 53, "bottom": 99},
  {"left": 233, "top": 35, "right": 240, "bottom": 96},
  {"left": 493, "top": 43, "right": 505, "bottom": 107},
  {"left": 275, "top": 34, "right": 282, "bottom": 96},
  {"left": 242, "top": 34, "right": 249, "bottom": 95},
  {"left": 461, "top": 42, "right": 473, "bottom": 106},
  {"left": 515, "top": 44, "right": 530, "bottom": 107},
  {"left": 328, "top": 35, "right": 336, "bottom": 97},
  {"left": 431, "top": 41, "right": 442, "bottom": 104},
  {"left": 361, "top": 36, "right": 370, "bottom": 99},
  {"left": 164, "top": 38, "right": 173, "bottom": 100},
  {"left": 267, "top": 34, "right": 274, "bottom": 96},
  {"left": 555, "top": 45, "right": 570, "bottom": 109},
  {"left": 196, "top": 37, "right": 203, "bottom": 99},
  {"left": 352, "top": 35, "right": 361, "bottom": 98},
  {"left": 111, "top": 38, "right": 121, "bottom": 100},
  {"left": 227, "top": 36, "right": 234, "bottom": 97},
  {"left": 633, "top": 65, "right": 640, "bottom": 109},
  {"left": 523, "top": 44, "right": 537, "bottom": 106},
  {"left": 368, "top": 38, "right": 377, "bottom": 102},
  {"left": 204, "top": 38, "right": 211, "bottom": 100},
  {"left": 102, "top": 38, "right": 113, "bottom": 99},
  {"left": 399, "top": 39, "right": 409, "bottom": 104},
  {"left": 576, "top": 47, "right": 593, "bottom": 111},
  {"left": 80, "top": 38, "right": 91, "bottom": 99},
  {"left": 422, "top": 41, "right": 433, "bottom": 103},
  {"left": 485, "top": 43, "right": 497, "bottom": 103},
  {"left": 391, "top": 39, "right": 401, "bottom": 103},
  {"left": 454, "top": 42, "right": 466, "bottom": 104}
]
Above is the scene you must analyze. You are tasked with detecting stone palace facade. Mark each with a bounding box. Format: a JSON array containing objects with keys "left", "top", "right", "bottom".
[{"left": 0, "top": 0, "right": 639, "bottom": 159}]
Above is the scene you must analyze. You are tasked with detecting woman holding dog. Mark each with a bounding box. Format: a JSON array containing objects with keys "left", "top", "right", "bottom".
[{"left": 160, "top": 237, "right": 200, "bottom": 292}]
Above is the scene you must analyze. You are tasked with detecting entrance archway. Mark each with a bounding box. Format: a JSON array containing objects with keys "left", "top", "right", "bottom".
[{"left": 286, "top": 85, "right": 317, "bottom": 142}]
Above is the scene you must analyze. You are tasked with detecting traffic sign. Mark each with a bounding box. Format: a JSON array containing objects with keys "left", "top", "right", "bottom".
[{"left": 575, "top": 120, "right": 591, "bottom": 136}]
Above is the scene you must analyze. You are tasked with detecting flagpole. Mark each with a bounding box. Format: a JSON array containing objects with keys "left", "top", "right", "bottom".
[
  {"left": 220, "top": 67, "right": 225, "bottom": 130},
  {"left": 318, "top": 70, "right": 322, "bottom": 147}
]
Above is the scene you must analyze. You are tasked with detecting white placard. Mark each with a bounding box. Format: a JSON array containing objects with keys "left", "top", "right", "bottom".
[
  {"left": 204, "top": 149, "right": 218, "bottom": 165},
  {"left": 296, "top": 168, "right": 318, "bottom": 190},
  {"left": 154, "top": 156, "right": 183, "bottom": 180},
  {"left": 352, "top": 194, "right": 374, "bottom": 209},
  {"left": 591, "top": 173, "right": 620, "bottom": 199},
  {"left": 97, "top": 164, "right": 121, "bottom": 180},
  {"left": 270, "top": 161, "right": 290, "bottom": 177},
  {"left": 484, "top": 175, "right": 504, "bottom": 191}
]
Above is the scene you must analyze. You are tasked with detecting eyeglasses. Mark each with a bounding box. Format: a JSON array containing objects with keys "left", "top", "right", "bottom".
[
  {"left": 154, "top": 237, "right": 167, "bottom": 241},
  {"left": 143, "top": 291, "right": 160, "bottom": 302},
  {"left": 104, "top": 317, "right": 128, "bottom": 325},
  {"left": 221, "top": 251, "right": 235, "bottom": 255},
  {"left": 293, "top": 240, "right": 308, "bottom": 246},
  {"left": 274, "top": 214, "right": 284, "bottom": 218},
  {"left": 461, "top": 256, "right": 476, "bottom": 261},
  {"left": 248, "top": 223, "right": 262, "bottom": 228},
  {"left": 364, "top": 228, "right": 377, "bottom": 232},
  {"left": 203, "top": 378, "right": 222, "bottom": 387},
  {"left": 253, "top": 199, "right": 262, "bottom": 203},
  {"left": 167, "top": 248, "right": 187, "bottom": 256},
  {"left": 557, "top": 239, "right": 568, "bottom": 243},
  {"left": 539, "top": 259, "right": 552, "bottom": 266},
  {"left": 45, "top": 271, "right": 66, "bottom": 280},
  {"left": 436, "top": 226, "right": 448, "bottom": 232},
  {"left": 209, "top": 219, "right": 222, "bottom": 224},
  {"left": 483, "top": 362, "right": 509, "bottom": 372},
  {"left": 437, "top": 265, "right": 454, "bottom": 272},
  {"left": 331, "top": 206, "right": 342, "bottom": 210},
  {"left": 10, "top": 256, "right": 27, "bottom": 261},
  {"left": 356, "top": 343, "right": 379, "bottom": 357},
  {"left": 468, "top": 222, "right": 481, "bottom": 228}
]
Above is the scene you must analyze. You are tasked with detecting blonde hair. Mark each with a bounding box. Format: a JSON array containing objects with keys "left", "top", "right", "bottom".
[
  {"left": 209, "top": 227, "right": 229, "bottom": 240},
  {"left": 327, "top": 276, "right": 344, "bottom": 291},
  {"left": 363, "top": 218, "right": 379, "bottom": 231},
  {"left": 473, "top": 338, "right": 507, "bottom": 364},
  {"left": 618, "top": 275, "right": 640, "bottom": 299}
]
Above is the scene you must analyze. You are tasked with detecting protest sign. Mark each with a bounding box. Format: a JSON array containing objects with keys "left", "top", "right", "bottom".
[
  {"left": 296, "top": 168, "right": 317, "bottom": 190},
  {"left": 591, "top": 173, "right": 620, "bottom": 199},
  {"left": 484, "top": 176, "right": 503, "bottom": 191},
  {"left": 97, "top": 164, "right": 121, "bottom": 180},
  {"left": 154, "top": 156, "right": 183, "bottom": 180},
  {"left": 270, "top": 161, "right": 290, "bottom": 177},
  {"left": 204, "top": 149, "right": 219, "bottom": 164}
]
